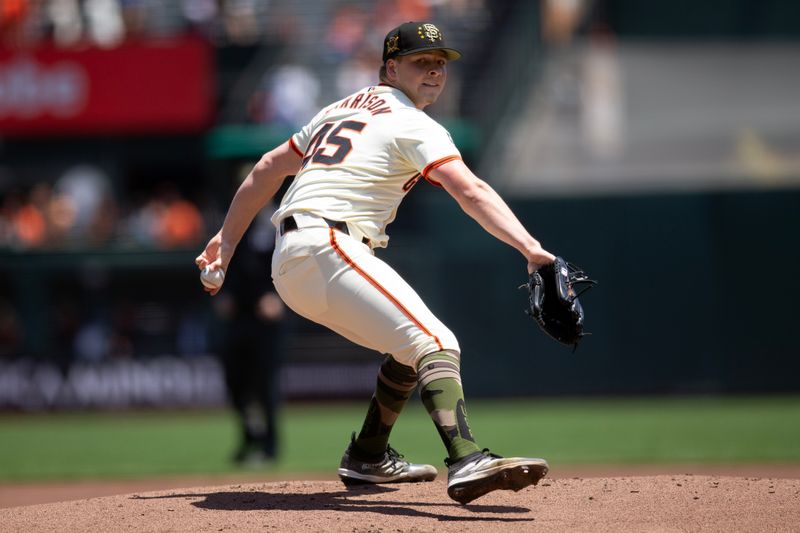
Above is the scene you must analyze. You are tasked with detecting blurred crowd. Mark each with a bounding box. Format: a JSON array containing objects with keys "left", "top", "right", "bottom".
[
  {"left": 0, "top": 0, "right": 493, "bottom": 364},
  {"left": 1, "top": 0, "right": 281, "bottom": 48},
  {"left": 1, "top": 0, "right": 492, "bottom": 251},
  {"left": 0, "top": 166, "right": 209, "bottom": 250},
  {"left": 0, "top": 0, "right": 488, "bottom": 50},
  {"left": 1, "top": 1, "right": 489, "bottom": 126},
  {"left": 240, "top": 0, "right": 490, "bottom": 127}
]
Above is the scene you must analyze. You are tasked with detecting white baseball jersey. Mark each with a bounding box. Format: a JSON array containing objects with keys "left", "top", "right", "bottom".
[
  {"left": 271, "top": 85, "right": 461, "bottom": 248},
  {"left": 270, "top": 84, "right": 462, "bottom": 366}
]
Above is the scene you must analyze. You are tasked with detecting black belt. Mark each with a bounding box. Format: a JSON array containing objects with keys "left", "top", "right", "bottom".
[{"left": 279, "top": 215, "right": 370, "bottom": 245}]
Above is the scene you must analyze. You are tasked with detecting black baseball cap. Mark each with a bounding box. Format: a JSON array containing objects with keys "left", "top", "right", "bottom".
[{"left": 382, "top": 22, "right": 462, "bottom": 62}]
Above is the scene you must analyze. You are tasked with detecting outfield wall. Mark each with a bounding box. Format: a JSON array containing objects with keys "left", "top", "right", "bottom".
[
  {"left": 1, "top": 187, "right": 798, "bottom": 405},
  {"left": 403, "top": 186, "right": 800, "bottom": 396}
]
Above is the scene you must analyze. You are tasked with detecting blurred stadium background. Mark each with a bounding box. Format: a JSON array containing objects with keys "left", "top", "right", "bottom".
[{"left": 1, "top": 0, "right": 799, "bottom": 485}]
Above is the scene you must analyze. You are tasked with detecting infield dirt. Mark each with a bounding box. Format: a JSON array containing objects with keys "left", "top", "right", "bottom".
[{"left": 1, "top": 470, "right": 799, "bottom": 532}]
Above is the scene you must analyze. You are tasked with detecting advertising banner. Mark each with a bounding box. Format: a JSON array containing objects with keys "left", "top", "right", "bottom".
[{"left": 0, "top": 37, "right": 214, "bottom": 136}]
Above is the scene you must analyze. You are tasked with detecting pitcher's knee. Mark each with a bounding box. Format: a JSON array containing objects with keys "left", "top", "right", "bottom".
[
  {"left": 416, "top": 349, "right": 462, "bottom": 386},
  {"left": 389, "top": 330, "right": 459, "bottom": 367}
]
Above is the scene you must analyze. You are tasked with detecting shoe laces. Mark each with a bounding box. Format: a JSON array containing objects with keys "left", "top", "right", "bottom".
[{"left": 385, "top": 445, "right": 407, "bottom": 466}]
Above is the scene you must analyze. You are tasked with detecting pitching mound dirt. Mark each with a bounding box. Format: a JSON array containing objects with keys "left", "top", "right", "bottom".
[{"left": 2, "top": 475, "right": 798, "bottom": 532}]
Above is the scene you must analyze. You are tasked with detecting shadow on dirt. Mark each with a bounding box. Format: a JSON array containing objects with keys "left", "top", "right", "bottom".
[{"left": 132, "top": 484, "right": 535, "bottom": 523}]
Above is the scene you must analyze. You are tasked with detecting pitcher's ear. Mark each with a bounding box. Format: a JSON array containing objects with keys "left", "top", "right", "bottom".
[{"left": 386, "top": 59, "right": 399, "bottom": 79}]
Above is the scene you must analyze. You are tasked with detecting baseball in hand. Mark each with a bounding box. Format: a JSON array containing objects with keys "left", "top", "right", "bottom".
[{"left": 200, "top": 266, "right": 225, "bottom": 290}]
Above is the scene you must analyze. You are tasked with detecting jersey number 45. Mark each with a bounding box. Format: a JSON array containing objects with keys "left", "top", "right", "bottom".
[{"left": 301, "top": 120, "right": 367, "bottom": 169}]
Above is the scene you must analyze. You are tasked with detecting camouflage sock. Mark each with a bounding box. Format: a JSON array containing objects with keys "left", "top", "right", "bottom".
[
  {"left": 417, "top": 351, "right": 481, "bottom": 461},
  {"left": 353, "top": 355, "right": 418, "bottom": 459}
]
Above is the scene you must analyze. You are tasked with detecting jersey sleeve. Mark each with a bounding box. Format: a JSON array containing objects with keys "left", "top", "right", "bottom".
[
  {"left": 290, "top": 105, "right": 330, "bottom": 155},
  {"left": 395, "top": 115, "right": 462, "bottom": 179},
  {"left": 290, "top": 122, "right": 313, "bottom": 156}
]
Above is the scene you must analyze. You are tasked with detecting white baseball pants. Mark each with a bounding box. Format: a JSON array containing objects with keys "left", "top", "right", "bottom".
[{"left": 271, "top": 215, "right": 460, "bottom": 367}]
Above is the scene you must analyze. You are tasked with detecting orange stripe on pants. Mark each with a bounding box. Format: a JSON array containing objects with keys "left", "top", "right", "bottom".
[{"left": 328, "top": 228, "right": 444, "bottom": 352}]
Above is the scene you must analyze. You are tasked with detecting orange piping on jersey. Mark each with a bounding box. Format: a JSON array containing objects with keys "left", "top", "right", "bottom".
[
  {"left": 421, "top": 155, "right": 461, "bottom": 179},
  {"left": 329, "top": 229, "right": 444, "bottom": 352},
  {"left": 288, "top": 137, "right": 303, "bottom": 157},
  {"left": 402, "top": 173, "right": 422, "bottom": 192},
  {"left": 424, "top": 176, "right": 444, "bottom": 188}
]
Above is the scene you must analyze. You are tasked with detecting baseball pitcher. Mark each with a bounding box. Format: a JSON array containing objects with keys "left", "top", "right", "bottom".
[{"left": 197, "top": 21, "right": 555, "bottom": 504}]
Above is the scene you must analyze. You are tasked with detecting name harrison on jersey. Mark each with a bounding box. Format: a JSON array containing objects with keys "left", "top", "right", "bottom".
[{"left": 334, "top": 91, "right": 392, "bottom": 116}]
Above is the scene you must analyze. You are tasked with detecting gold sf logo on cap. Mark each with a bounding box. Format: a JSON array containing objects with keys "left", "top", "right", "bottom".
[
  {"left": 418, "top": 23, "right": 442, "bottom": 42},
  {"left": 386, "top": 34, "right": 400, "bottom": 54}
]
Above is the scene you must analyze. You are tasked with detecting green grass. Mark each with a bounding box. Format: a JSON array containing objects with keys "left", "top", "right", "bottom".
[{"left": 0, "top": 396, "right": 798, "bottom": 482}]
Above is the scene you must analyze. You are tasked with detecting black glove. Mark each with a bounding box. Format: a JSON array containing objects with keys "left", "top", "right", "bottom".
[{"left": 523, "top": 256, "right": 597, "bottom": 349}]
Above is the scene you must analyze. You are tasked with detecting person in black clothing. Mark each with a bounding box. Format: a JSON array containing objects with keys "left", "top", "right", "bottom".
[{"left": 212, "top": 205, "right": 285, "bottom": 465}]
